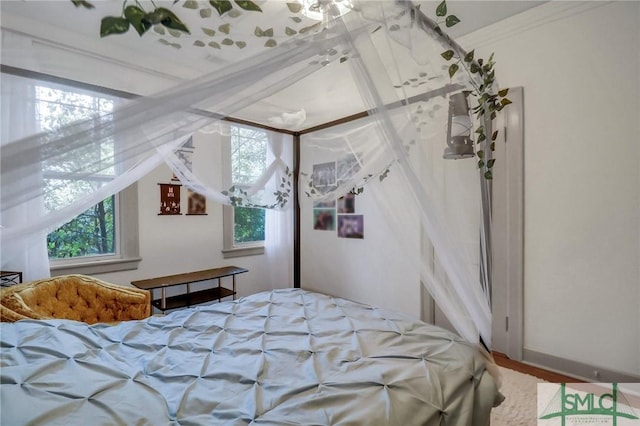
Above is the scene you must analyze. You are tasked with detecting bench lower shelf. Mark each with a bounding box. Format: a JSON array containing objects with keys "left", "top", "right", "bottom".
[{"left": 151, "top": 287, "right": 236, "bottom": 311}]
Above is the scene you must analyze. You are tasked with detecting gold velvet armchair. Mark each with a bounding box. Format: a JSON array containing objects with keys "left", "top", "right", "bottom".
[{"left": 0, "top": 274, "right": 150, "bottom": 324}]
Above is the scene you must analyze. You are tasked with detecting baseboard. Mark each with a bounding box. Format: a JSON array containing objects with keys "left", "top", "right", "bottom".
[{"left": 523, "top": 349, "right": 640, "bottom": 383}]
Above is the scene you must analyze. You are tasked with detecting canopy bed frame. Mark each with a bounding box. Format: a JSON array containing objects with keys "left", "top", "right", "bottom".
[{"left": 1, "top": 0, "right": 509, "bottom": 423}]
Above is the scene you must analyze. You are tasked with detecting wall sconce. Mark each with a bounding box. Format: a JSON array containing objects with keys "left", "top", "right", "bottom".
[{"left": 443, "top": 91, "right": 475, "bottom": 159}]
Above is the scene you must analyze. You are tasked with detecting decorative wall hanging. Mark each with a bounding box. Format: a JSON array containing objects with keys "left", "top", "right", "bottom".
[
  {"left": 172, "top": 137, "right": 195, "bottom": 181},
  {"left": 313, "top": 209, "right": 335, "bottom": 231},
  {"left": 337, "top": 153, "right": 361, "bottom": 183},
  {"left": 311, "top": 162, "right": 336, "bottom": 194},
  {"left": 337, "top": 193, "right": 355, "bottom": 214},
  {"left": 337, "top": 214, "right": 364, "bottom": 239},
  {"left": 187, "top": 190, "right": 207, "bottom": 215},
  {"left": 158, "top": 183, "right": 182, "bottom": 215}
]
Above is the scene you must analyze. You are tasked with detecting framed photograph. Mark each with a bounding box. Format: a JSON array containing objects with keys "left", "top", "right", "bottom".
[
  {"left": 312, "top": 162, "right": 337, "bottom": 194},
  {"left": 313, "top": 209, "right": 336, "bottom": 231},
  {"left": 337, "top": 153, "right": 361, "bottom": 182},
  {"left": 337, "top": 193, "right": 355, "bottom": 213},
  {"left": 187, "top": 190, "right": 207, "bottom": 215},
  {"left": 313, "top": 199, "right": 336, "bottom": 209},
  {"left": 338, "top": 214, "right": 364, "bottom": 239},
  {"left": 158, "top": 183, "right": 182, "bottom": 215},
  {"left": 172, "top": 137, "right": 195, "bottom": 181}
]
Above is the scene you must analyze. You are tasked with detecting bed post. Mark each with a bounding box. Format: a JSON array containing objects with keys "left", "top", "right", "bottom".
[{"left": 293, "top": 132, "right": 301, "bottom": 289}]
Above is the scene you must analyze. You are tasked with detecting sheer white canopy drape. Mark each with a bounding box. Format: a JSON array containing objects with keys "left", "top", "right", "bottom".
[{"left": 1, "top": 0, "right": 497, "bottom": 348}]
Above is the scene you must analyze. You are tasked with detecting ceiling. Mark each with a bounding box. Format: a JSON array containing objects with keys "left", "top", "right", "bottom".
[{"left": 1, "top": 0, "right": 545, "bottom": 130}]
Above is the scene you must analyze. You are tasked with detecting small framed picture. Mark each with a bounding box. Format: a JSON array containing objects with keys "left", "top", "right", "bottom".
[
  {"left": 338, "top": 214, "right": 364, "bottom": 239},
  {"left": 158, "top": 183, "right": 182, "bottom": 215},
  {"left": 313, "top": 209, "right": 336, "bottom": 231},
  {"left": 337, "top": 193, "right": 355, "bottom": 213},
  {"left": 187, "top": 190, "right": 207, "bottom": 215}
]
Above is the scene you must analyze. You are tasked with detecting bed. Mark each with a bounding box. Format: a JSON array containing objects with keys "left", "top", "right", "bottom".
[{"left": 0, "top": 288, "right": 501, "bottom": 425}]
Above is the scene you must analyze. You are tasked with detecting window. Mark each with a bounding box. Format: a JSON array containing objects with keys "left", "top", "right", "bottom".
[
  {"left": 25, "top": 76, "right": 140, "bottom": 274},
  {"left": 222, "top": 125, "right": 269, "bottom": 258}
]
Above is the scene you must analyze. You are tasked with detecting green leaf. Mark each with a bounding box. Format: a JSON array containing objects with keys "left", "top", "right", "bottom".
[
  {"left": 236, "top": 41, "right": 247, "bottom": 48},
  {"left": 478, "top": 160, "right": 485, "bottom": 169},
  {"left": 263, "top": 28, "right": 273, "bottom": 37},
  {"left": 219, "top": 23, "right": 231, "bottom": 34},
  {"left": 498, "top": 88, "right": 509, "bottom": 97},
  {"left": 492, "top": 130, "right": 499, "bottom": 141},
  {"left": 441, "top": 49, "right": 455, "bottom": 61},
  {"left": 124, "top": 5, "right": 151, "bottom": 36},
  {"left": 436, "top": 0, "right": 447, "bottom": 17},
  {"left": 290, "top": 16, "right": 302, "bottom": 23},
  {"left": 143, "top": 9, "right": 164, "bottom": 24},
  {"left": 71, "top": 0, "right": 95, "bottom": 9},
  {"left": 254, "top": 26, "right": 264, "bottom": 37},
  {"left": 221, "top": 38, "right": 234, "bottom": 45},
  {"left": 200, "top": 8, "right": 212, "bottom": 18},
  {"left": 464, "top": 50, "right": 474, "bottom": 62},
  {"left": 448, "top": 63, "right": 459, "bottom": 78},
  {"left": 235, "top": 1, "right": 262, "bottom": 12},
  {"left": 264, "top": 39, "right": 276, "bottom": 47},
  {"left": 477, "top": 150, "right": 485, "bottom": 159},
  {"left": 183, "top": 0, "right": 199, "bottom": 9},
  {"left": 156, "top": 8, "right": 190, "bottom": 34},
  {"left": 487, "top": 159, "right": 496, "bottom": 169},
  {"left": 193, "top": 40, "right": 205, "bottom": 47},
  {"left": 445, "top": 15, "right": 460, "bottom": 27},
  {"left": 484, "top": 170, "right": 493, "bottom": 180},
  {"left": 285, "top": 26, "right": 297, "bottom": 36},
  {"left": 202, "top": 28, "right": 216, "bottom": 37},
  {"left": 100, "top": 16, "right": 130, "bottom": 37},
  {"left": 208, "top": 41, "right": 221, "bottom": 49},
  {"left": 340, "top": 56, "right": 348, "bottom": 63},
  {"left": 475, "top": 126, "right": 484, "bottom": 134},
  {"left": 209, "top": 0, "right": 232, "bottom": 15},
  {"left": 286, "top": 2, "right": 302, "bottom": 13},
  {"left": 501, "top": 98, "right": 512, "bottom": 106},
  {"left": 490, "top": 142, "right": 496, "bottom": 151}
]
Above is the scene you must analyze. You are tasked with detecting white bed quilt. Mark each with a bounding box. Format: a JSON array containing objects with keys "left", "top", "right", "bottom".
[{"left": 0, "top": 288, "right": 499, "bottom": 425}]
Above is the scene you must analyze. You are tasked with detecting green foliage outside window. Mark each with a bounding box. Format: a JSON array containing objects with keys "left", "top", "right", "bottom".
[
  {"left": 34, "top": 81, "right": 120, "bottom": 260},
  {"left": 233, "top": 207, "right": 265, "bottom": 244},
  {"left": 229, "top": 125, "right": 268, "bottom": 244},
  {"left": 47, "top": 196, "right": 115, "bottom": 258}
]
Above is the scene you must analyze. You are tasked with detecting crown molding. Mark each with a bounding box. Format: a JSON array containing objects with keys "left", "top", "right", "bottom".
[
  {"left": 459, "top": 1, "right": 612, "bottom": 48},
  {"left": 1, "top": 11, "right": 200, "bottom": 85}
]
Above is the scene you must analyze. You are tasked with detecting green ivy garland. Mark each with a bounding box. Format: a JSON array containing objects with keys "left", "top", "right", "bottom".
[
  {"left": 432, "top": 0, "right": 511, "bottom": 179},
  {"left": 72, "top": 0, "right": 263, "bottom": 38},
  {"left": 222, "top": 167, "right": 293, "bottom": 209}
]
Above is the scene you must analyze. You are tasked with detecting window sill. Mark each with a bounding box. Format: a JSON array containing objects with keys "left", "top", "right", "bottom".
[
  {"left": 50, "top": 256, "right": 142, "bottom": 276},
  {"left": 222, "top": 246, "right": 264, "bottom": 259}
]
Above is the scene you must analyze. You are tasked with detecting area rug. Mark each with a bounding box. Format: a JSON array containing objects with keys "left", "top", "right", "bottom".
[{"left": 490, "top": 366, "right": 549, "bottom": 426}]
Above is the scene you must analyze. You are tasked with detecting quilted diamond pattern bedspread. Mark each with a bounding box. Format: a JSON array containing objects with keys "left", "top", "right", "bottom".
[{"left": 0, "top": 289, "right": 498, "bottom": 425}]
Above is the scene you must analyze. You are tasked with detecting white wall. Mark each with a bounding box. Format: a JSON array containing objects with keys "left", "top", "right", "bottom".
[
  {"left": 300, "top": 169, "right": 422, "bottom": 319},
  {"left": 94, "top": 131, "right": 290, "bottom": 304},
  {"left": 462, "top": 1, "right": 640, "bottom": 375}
]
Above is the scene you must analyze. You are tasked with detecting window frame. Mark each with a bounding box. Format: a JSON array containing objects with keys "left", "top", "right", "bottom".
[
  {"left": 7, "top": 69, "right": 143, "bottom": 275},
  {"left": 221, "top": 124, "right": 268, "bottom": 259},
  {"left": 49, "top": 182, "right": 141, "bottom": 275}
]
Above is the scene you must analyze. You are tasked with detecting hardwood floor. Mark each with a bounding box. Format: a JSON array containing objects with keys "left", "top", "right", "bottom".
[{"left": 493, "top": 351, "right": 584, "bottom": 383}]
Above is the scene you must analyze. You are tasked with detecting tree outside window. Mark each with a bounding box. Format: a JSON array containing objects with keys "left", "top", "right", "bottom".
[
  {"left": 35, "top": 84, "right": 120, "bottom": 260},
  {"left": 230, "top": 125, "right": 268, "bottom": 245}
]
